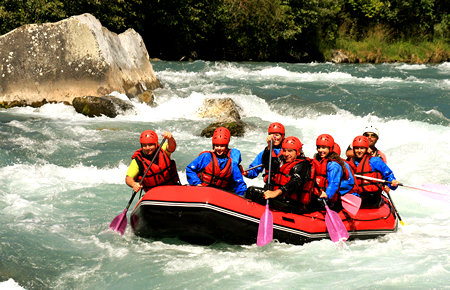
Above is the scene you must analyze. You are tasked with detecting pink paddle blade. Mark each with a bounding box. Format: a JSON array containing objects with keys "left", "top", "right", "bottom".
[
  {"left": 109, "top": 209, "right": 128, "bottom": 235},
  {"left": 257, "top": 203, "right": 273, "bottom": 246},
  {"left": 341, "top": 194, "right": 362, "bottom": 216},
  {"left": 324, "top": 205, "right": 349, "bottom": 242}
]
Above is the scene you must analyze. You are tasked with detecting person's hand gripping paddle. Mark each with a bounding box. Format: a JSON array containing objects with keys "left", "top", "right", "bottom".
[
  {"left": 257, "top": 139, "right": 274, "bottom": 246},
  {"left": 109, "top": 138, "right": 166, "bottom": 235}
]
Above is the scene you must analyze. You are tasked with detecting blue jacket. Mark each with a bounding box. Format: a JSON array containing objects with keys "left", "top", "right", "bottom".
[
  {"left": 340, "top": 162, "right": 358, "bottom": 196},
  {"left": 353, "top": 156, "right": 398, "bottom": 190},
  {"left": 186, "top": 148, "right": 247, "bottom": 196},
  {"left": 247, "top": 147, "right": 282, "bottom": 179},
  {"left": 324, "top": 161, "right": 343, "bottom": 200}
]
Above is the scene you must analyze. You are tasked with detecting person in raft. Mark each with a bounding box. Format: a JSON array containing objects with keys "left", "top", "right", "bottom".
[
  {"left": 311, "top": 134, "right": 350, "bottom": 212},
  {"left": 259, "top": 136, "right": 313, "bottom": 212},
  {"left": 243, "top": 122, "right": 287, "bottom": 184},
  {"left": 186, "top": 127, "right": 247, "bottom": 196},
  {"left": 126, "top": 130, "right": 180, "bottom": 193},
  {"left": 346, "top": 125, "right": 387, "bottom": 163},
  {"left": 333, "top": 143, "right": 359, "bottom": 197},
  {"left": 348, "top": 135, "right": 399, "bottom": 208}
]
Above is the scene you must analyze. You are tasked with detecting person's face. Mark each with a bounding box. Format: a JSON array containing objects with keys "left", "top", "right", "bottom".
[
  {"left": 354, "top": 147, "right": 367, "bottom": 158},
  {"left": 363, "top": 132, "right": 378, "bottom": 147},
  {"left": 213, "top": 144, "right": 227, "bottom": 156},
  {"left": 317, "top": 145, "right": 330, "bottom": 158},
  {"left": 282, "top": 148, "right": 297, "bottom": 163},
  {"left": 141, "top": 143, "right": 157, "bottom": 155},
  {"left": 270, "top": 133, "right": 283, "bottom": 146}
]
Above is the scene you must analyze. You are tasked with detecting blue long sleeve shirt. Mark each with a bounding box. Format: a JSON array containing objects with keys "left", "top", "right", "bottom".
[
  {"left": 340, "top": 162, "right": 357, "bottom": 196},
  {"left": 353, "top": 156, "right": 398, "bottom": 190},
  {"left": 186, "top": 149, "right": 247, "bottom": 196},
  {"left": 324, "top": 161, "right": 343, "bottom": 200},
  {"left": 247, "top": 147, "right": 282, "bottom": 179}
]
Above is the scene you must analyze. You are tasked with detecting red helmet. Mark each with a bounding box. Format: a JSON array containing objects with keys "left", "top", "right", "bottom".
[
  {"left": 333, "top": 143, "right": 341, "bottom": 155},
  {"left": 212, "top": 127, "right": 230, "bottom": 146},
  {"left": 268, "top": 122, "right": 285, "bottom": 136},
  {"left": 282, "top": 136, "right": 302, "bottom": 155},
  {"left": 140, "top": 130, "right": 158, "bottom": 144},
  {"left": 316, "top": 134, "right": 334, "bottom": 148},
  {"left": 353, "top": 135, "right": 369, "bottom": 148}
]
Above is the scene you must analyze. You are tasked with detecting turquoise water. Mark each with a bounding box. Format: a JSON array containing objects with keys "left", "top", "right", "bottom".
[{"left": 1, "top": 61, "right": 449, "bottom": 289}]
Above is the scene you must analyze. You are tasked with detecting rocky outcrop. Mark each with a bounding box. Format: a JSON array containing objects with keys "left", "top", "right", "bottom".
[
  {"left": 0, "top": 13, "right": 160, "bottom": 108},
  {"left": 331, "top": 49, "right": 349, "bottom": 64},
  {"left": 72, "top": 95, "right": 134, "bottom": 118},
  {"left": 197, "top": 98, "right": 246, "bottom": 137}
]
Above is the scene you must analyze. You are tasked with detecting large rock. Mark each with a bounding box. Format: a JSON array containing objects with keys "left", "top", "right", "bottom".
[
  {"left": 197, "top": 98, "right": 246, "bottom": 137},
  {"left": 72, "top": 95, "right": 134, "bottom": 118},
  {"left": 197, "top": 98, "right": 242, "bottom": 122},
  {"left": 0, "top": 13, "right": 160, "bottom": 108}
]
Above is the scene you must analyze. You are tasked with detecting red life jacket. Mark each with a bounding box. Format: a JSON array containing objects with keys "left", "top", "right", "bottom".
[
  {"left": 273, "top": 159, "right": 302, "bottom": 190},
  {"left": 313, "top": 157, "right": 347, "bottom": 203},
  {"left": 197, "top": 150, "right": 233, "bottom": 189},
  {"left": 272, "top": 158, "right": 316, "bottom": 206},
  {"left": 350, "top": 155, "right": 383, "bottom": 195},
  {"left": 132, "top": 148, "right": 180, "bottom": 191},
  {"left": 263, "top": 148, "right": 283, "bottom": 185}
]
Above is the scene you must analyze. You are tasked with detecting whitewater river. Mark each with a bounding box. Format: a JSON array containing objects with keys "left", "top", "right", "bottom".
[{"left": 1, "top": 61, "right": 449, "bottom": 289}]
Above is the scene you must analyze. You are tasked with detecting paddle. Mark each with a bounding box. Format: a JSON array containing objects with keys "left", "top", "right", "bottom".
[
  {"left": 257, "top": 139, "right": 273, "bottom": 246},
  {"left": 341, "top": 194, "right": 361, "bottom": 216},
  {"left": 322, "top": 199, "right": 349, "bottom": 242},
  {"left": 354, "top": 174, "right": 405, "bottom": 225},
  {"left": 354, "top": 174, "right": 445, "bottom": 195},
  {"left": 247, "top": 164, "right": 263, "bottom": 171},
  {"left": 109, "top": 138, "right": 166, "bottom": 235}
]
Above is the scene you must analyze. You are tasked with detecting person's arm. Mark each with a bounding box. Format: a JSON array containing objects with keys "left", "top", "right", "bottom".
[
  {"left": 244, "top": 150, "right": 264, "bottom": 178},
  {"left": 186, "top": 153, "right": 208, "bottom": 185},
  {"left": 231, "top": 162, "right": 247, "bottom": 196},
  {"left": 339, "top": 162, "right": 356, "bottom": 195},
  {"left": 125, "top": 159, "right": 143, "bottom": 192},
  {"left": 322, "top": 162, "right": 342, "bottom": 199},
  {"left": 162, "top": 131, "right": 176, "bottom": 153},
  {"left": 370, "top": 157, "right": 399, "bottom": 190}
]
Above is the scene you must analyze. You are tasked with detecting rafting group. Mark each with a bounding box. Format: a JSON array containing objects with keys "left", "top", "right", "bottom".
[{"left": 125, "top": 122, "right": 399, "bottom": 216}]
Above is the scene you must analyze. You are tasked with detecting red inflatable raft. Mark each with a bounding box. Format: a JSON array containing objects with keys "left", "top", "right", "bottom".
[{"left": 130, "top": 185, "right": 398, "bottom": 245}]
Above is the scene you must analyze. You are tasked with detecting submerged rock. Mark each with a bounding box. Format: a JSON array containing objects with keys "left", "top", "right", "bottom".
[
  {"left": 72, "top": 95, "right": 133, "bottom": 118},
  {"left": 0, "top": 13, "right": 160, "bottom": 109}
]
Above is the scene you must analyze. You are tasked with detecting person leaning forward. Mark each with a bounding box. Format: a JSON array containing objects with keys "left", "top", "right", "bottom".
[
  {"left": 245, "top": 136, "right": 311, "bottom": 213},
  {"left": 126, "top": 130, "right": 180, "bottom": 193}
]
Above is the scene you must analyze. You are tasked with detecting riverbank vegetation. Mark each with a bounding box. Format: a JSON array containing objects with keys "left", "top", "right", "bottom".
[{"left": 1, "top": 0, "right": 448, "bottom": 63}]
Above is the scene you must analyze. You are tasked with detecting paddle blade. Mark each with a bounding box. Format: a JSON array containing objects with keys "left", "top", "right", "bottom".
[
  {"left": 341, "top": 194, "right": 362, "bottom": 216},
  {"left": 257, "top": 203, "right": 273, "bottom": 246},
  {"left": 324, "top": 206, "right": 349, "bottom": 242},
  {"left": 109, "top": 209, "right": 128, "bottom": 235}
]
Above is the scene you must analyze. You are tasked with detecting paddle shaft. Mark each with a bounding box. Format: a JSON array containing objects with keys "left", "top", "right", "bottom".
[
  {"left": 267, "top": 139, "right": 273, "bottom": 190},
  {"left": 125, "top": 138, "right": 167, "bottom": 210},
  {"left": 246, "top": 164, "right": 263, "bottom": 171},
  {"left": 256, "top": 139, "right": 274, "bottom": 246},
  {"left": 354, "top": 174, "right": 445, "bottom": 195}
]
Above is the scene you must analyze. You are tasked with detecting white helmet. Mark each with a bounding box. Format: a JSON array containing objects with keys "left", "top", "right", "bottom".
[{"left": 363, "top": 125, "right": 379, "bottom": 137}]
